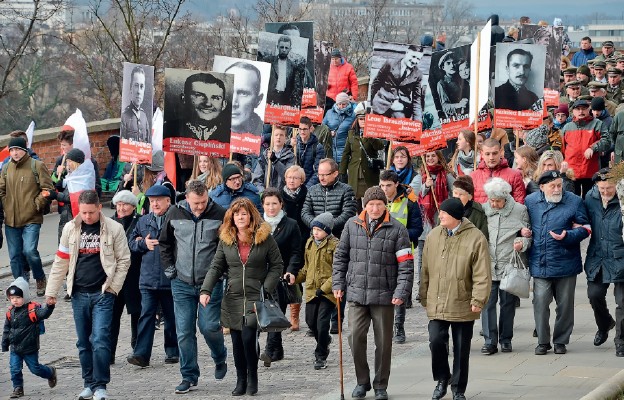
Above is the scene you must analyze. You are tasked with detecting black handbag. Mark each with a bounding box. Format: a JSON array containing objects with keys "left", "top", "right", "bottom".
[
  {"left": 253, "top": 286, "right": 291, "bottom": 332},
  {"left": 278, "top": 279, "right": 303, "bottom": 304}
]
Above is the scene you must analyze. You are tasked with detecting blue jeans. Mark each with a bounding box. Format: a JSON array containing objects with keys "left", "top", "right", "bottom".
[
  {"left": 5, "top": 224, "right": 45, "bottom": 280},
  {"left": 9, "top": 351, "right": 53, "bottom": 388},
  {"left": 133, "top": 289, "right": 178, "bottom": 361},
  {"left": 71, "top": 291, "right": 115, "bottom": 391},
  {"left": 171, "top": 278, "right": 226, "bottom": 383}
]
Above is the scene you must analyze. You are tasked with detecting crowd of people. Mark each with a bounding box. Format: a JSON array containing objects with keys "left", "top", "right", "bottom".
[{"left": 2, "top": 20, "right": 624, "bottom": 400}]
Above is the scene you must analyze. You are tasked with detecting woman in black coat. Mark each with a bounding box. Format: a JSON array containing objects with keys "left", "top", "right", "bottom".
[
  {"left": 282, "top": 165, "right": 309, "bottom": 240},
  {"left": 110, "top": 190, "right": 142, "bottom": 364},
  {"left": 259, "top": 188, "right": 303, "bottom": 367}
]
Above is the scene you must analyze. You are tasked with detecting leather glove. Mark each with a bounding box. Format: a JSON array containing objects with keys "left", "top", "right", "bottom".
[{"left": 315, "top": 289, "right": 324, "bottom": 297}]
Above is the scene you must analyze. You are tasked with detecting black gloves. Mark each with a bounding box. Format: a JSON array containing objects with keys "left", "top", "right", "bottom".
[{"left": 315, "top": 289, "right": 324, "bottom": 298}]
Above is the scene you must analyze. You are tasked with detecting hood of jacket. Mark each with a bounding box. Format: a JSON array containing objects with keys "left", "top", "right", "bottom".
[
  {"left": 489, "top": 14, "right": 500, "bottom": 26},
  {"left": 219, "top": 221, "right": 272, "bottom": 246},
  {"left": 6, "top": 277, "right": 31, "bottom": 303}
]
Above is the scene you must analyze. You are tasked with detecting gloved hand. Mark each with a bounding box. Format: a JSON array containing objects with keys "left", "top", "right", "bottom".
[
  {"left": 43, "top": 190, "right": 58, "bottom": 201},
  {"left": 315, "top": 289, "right": 324, "bottom": 298},
  {"left": 164, "top": 265, "right": 177, "bottom": 280}
]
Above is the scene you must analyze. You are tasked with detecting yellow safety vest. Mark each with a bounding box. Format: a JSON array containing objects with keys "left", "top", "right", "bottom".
[{"left": 387, "top": 197, "right": 409, "bottom": 227}]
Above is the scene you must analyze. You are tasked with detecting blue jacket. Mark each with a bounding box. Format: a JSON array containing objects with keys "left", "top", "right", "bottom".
[
  {"left": 210, "top": 182, "right": 263, "bottom": 213},
  {"left": 571, "top": 47, "right": 597, "bottom": 67},
  {"left": 525, "top": 190, "right": 590, "bottom": 278},
  {"left": 294, "top": 134, "right": 325, "bottom": 188},
  {"left": 584, "top": 186, "right": 624, "bottom": 283},
  {"left": 322, "top": 103, "right": 355, "bottom": 164},
  {"left": 129, "top": 209, "right": 171, "bottom": 290}
]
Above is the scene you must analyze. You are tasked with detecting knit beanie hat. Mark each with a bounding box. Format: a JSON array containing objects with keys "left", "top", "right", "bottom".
[
  {"left": 331, "top": 49, "right": 342, "bottom": 58},
  {"left": 363, "top": 186, "right": 387, "bottom": 206},
  {"left": 591, "top": 97, "right": 606, "bottom": 111},
  {"left": 8, "top": 137, "right": 28, "bottom": 152},
  {"left": 66, "top": 148, "right": 85, "bottom": 164},
  {"left": 222, "top": 163, "right": 242, "bottom": 182},
  {"left": 453, "top": 175, "right": 475, "bottom": 197},
  {"left": 554, "top": 103, "right": 569, "bottom": 117},
  {"left": 6, "top": 285, "right": 23, "bottom": 298},
  {"left": 335, "top": 92, "right": 350, "bottom": 105},
  {"left": 439, "top": 198, "right": 464, "bottom": 221},
  {"left": 311, "top": 212, "right": 334, "bottom": 235},
  {"left": 112, "top": 190, "right": 138, "bottom": 206}
]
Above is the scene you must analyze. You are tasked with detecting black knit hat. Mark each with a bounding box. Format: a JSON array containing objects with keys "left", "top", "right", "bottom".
[
  {"left": 222, "top": 163, "right": 242, "bottom": 182},
  {"left": 8, "top": 137, "right": 28, "bottom": 152},
  {"left": 439, "top": 198, "right": 464, "bottom": 221},
  {"left": 311, "top": 212, "right": 334, "bottom": 235},
  {"left": 453, "top": 176, "right": 474, "bottom": 197},
  {"left": 66, "top": 148, "right": 85, "bottom": 164},
  {"left": 591, "top": 97, "right": 606, "bottom": 112}
]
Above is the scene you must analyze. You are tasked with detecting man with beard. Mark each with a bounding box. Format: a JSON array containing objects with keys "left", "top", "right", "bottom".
[
  {"left": 121, "top": 65, "right": 150, "bottom": 143},
  {"left": 560, "top": 99, "right": 611, "bottom": 198},
  {"left": 371, "top": 45, "right": 424, "bottom": 121},
  {"left": 525, "top": 171, "right": 590, "bottom": 356},
  {"left": 495, "top": 48, "right": 540, "bottom": 111},
  {"left": 264, "top": 35, "right": 305, "bottom": 107}
]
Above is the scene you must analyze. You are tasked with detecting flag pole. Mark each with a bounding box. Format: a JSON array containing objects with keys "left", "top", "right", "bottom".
[{"left": 473, "top": 30, "right": 481, "bottom": 172}]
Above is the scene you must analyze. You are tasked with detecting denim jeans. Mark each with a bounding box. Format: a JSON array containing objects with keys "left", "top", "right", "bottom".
[
  {"left": 5, "top": 224, "right": 45, "bottom": 281},
  {"left": 71, "top": 291, "right": 115, "bottom": 391},
  {"left": 9, "top": 351, "right": 53, "bottom": 388},
  {"left": 133, "top": 289, "right": 178, "bottom": 361},
  {"left": 171, "top": 278, "right": 227, "bottom": 383}
]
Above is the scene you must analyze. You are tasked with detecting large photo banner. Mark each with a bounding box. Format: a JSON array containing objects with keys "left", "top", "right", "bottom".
[
  {"left": 257, "top": 31, "right": 309, "bottom": 126},
  {"left": 163, "top": 68, "right": 234, "bottom": 157},
  {"left": 519, "top": 24, "right": 563, "bottom": 107},
  {"left": 494, "top": 43, "right": 546, "bottom": 129},
  {"left": 300, "top": 40, "right": 332, "bottom": 124},
  {"left": 366, "top": 42, "right": 425, "bottom": 142},
  {"left": 213, "top": 56, "right": 271, "bottom": 156},
  {"left": 119, "top": 62, "right": 155, "bottom": 164}
]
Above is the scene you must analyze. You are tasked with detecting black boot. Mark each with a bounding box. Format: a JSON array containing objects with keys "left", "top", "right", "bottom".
[
  {"left": 271, "top": 347, "right": 284, "bottom": 361},
  {"left": 231, "top": 373, "right": 247, "bottom": 396},
  {"left": 247, "top": 370, "right": 258, "bottom": 396}
]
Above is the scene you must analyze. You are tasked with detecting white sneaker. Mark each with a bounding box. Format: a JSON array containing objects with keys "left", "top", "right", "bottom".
[
  {"left": 78, "top": 387, "right": 93, "bottom": 399},
  {"left": 93, "top": 389, "right": 108, "bottom": 400}
]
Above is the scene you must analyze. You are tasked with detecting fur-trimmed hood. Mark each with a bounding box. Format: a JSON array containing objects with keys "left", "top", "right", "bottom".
[{"left": 219, "top": 221, "right": 272, "bottom": 246}]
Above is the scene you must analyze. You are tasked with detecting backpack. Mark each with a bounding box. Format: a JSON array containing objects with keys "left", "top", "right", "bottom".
[
  {"left": 1, "top": 158, "right": 51, "bottom": 215},
  {"left": 6, "top": 302, "right": 46, "bottom": 335}
]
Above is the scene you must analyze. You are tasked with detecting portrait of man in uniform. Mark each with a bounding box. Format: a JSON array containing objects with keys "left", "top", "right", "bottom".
[{"left": 120, "top": 64, "right": 153, "bottom": 143}]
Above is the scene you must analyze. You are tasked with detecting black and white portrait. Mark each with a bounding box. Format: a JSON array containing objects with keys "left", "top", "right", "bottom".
[
  {"left": 494, "top": 43, "right": 545, "bottom": 111},
  {"left": 120, "top": 62, "right": 154, "bottom": 144},
  {"left": 369, "top": 42, "right": 425, "bottom": 121},
  {"left": 314, "top": 40, "right": 333, "bottom": 108},
  {"left": 163, "top": 68, "right": 234, "bottom": 144},
  {"left": 257, "top": 31, "right": 308, "bottom": 108},
  {"left": 519, "top": 25, "right": 563, "bottom": 91},
  {"left": 213, "top": 56, "right": 271, "bottom": 137},
  {"left": 429, "top": 45, "right": 471, "bottom": 121},
  {"left": 265, "top": 21, "right": 315, "bottom": 89}
]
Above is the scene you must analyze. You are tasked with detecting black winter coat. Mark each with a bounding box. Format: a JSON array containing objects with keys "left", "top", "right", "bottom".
[
  {"left": 301, "top": 180, "right": 357, "bottom": 238},
  {"left": 2, "top": 303, "right": 54, "bottom": 355},
  {"left": 272, "top": 215, "right": 303, "bottom": 275},
  {"left": 282, "top": 185, "right": 309, "bottom": 241},
  {"left": 113, "top": 213, "right": 142, "bottom": 314}
]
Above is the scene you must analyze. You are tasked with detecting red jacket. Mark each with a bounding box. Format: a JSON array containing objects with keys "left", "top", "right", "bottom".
[
  {"left": 327, "top": 58, "right": 358, "bottom": 101},
  {"left": 471, "top": 159, "right": 526, "bottom": 204},
  {"left": 561, "top": 117, "right": 609, "bottom": 179}
]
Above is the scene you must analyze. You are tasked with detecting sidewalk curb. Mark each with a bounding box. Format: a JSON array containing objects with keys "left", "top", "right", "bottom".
[
  {"left": 580, "top": 369, "right": 624, "bottom": 400},
  {"left": 0, "top": 255, "right": 55, "bottom": 280}
]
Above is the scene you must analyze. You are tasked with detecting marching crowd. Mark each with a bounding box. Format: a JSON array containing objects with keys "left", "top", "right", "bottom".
[{"left": 2, "top": 23, "right": 624, "bottom": 400}]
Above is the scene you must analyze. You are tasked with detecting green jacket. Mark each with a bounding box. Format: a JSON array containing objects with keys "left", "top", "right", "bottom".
[
  {"left": 339, "top": 129, "right": 385, "bottom": 198},
  {"left": 610, "top": 110, "right": 624, "bottom": 163},
  {"left": 0, "top": 154, "right": 53, "bottom": 227},
  {"left": 201, "top": 222, "right": 283, "bottom": 330},
  {"left": 295, "top": 235, "right": 338, "bottom": 305}
]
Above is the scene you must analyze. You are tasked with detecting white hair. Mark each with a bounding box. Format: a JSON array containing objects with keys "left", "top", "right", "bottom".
[{"left": 483, "top": 177, "right": 512, "bottom": 199}]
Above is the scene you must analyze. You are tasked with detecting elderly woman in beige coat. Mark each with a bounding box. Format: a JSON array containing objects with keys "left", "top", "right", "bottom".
[{"left": 481, "top": 177, "right": 531, "bottom": 355}]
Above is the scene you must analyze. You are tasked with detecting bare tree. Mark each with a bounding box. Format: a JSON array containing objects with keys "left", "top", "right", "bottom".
[
  {"left": 0, "top": 0, "right": 63, "bottom": 99},
  {"left": 431, "top": 0, "right": 478, "bottom": 47},
  {"left": 254, "top": 0, "right": 313, "bottom": 24}
]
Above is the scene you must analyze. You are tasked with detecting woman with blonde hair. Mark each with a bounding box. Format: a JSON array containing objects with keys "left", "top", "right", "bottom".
[
  {"left": 191, "top": 155, "right": 223, "bottom": 193},
  {"left": 451, "top": 129, "right": 479, "bottom": 176},
  {"left": 533, "top": 150, "right": 575, "bottom": 192},
  {"left": 200, "top": 198, "right": 282, "bottom": 396},
  {"left": 560, "top": 56, "right": 571, "bottom": 71},
  {"left": 514, "top": 145, "right": 540, "bottom": 195}
]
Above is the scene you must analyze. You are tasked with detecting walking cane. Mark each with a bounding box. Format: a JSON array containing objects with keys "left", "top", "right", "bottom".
[{"left": 337, "top": 295, "right": 345, "bottom": 400}]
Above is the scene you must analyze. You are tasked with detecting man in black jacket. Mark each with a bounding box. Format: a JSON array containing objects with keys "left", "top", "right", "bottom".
[{"left": 159, "top": 180, "right": 228, "bottom": 394}]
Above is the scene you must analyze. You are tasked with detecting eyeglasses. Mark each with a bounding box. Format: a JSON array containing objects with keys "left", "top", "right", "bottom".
[
  {"left": 318, "top": 171, "right": 336, "bottom": 178},
  {"left": 227, "top": 175, "right": 243, "bottom": 182},
  {"left": 286, "top": 176, "right": 303, "bottom": 180}
]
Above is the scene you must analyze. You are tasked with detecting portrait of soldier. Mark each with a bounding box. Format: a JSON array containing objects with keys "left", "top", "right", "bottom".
[
  {"left": 261, "top": 35, "right": 306, "bottom": 107},
  {"left": 495, "top": 48, "right": 540, "bottom": 111},
  {"left": 165, "top": 72, "right": 231, "bottom": 143},
  {"left": 224, "top": 61, "right": 265, "bottom": 137},
  {"left": 121, "top": 65, "right": 151, "bottom": 143},
  {"left": 370, "top": 45, "right": 424, "bottom": 121}
]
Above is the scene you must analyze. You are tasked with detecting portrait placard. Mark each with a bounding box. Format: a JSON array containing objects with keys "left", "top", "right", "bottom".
[
  {"left": 163, "top": 68, "right": 234, "bottom": 157},
  {"left": 119, "top": 62, "right": 155, "bottom": 164},
  {"left": 213, "top": 56, "right": 271, "bottom": 156},
  {"left": 300, "top": 40, "right": 332, "bottom": 124}
]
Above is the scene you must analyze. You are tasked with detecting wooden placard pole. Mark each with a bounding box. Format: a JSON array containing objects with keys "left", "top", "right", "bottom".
[
  {"left": 386, "top": 142, "right": 393, "bottom": 170},
  {"left": 421, "top": 155, "right": 439, "bottom": 210},
  {"left": 191, "top": 155, "right": 198, "bottom": 180},
  {"left": 266, "top": 125, "right": 275, "bottom": 189},
  {"left": 515, "top": 128, "right": 520, "bottom": 150},
  {"left": 473, "top": 30, "right": 481, "bottom": 172},
  {"left": 229, "top": 152, "right": 233, "bottom": 162},
  {"left": 292, "top": 128, "right": 298, "bottom": 160},
  {"left": 132, "top": 162, "right": 138, "bottom": 192}
]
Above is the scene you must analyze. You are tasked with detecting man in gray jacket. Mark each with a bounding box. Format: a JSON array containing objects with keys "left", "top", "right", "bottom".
[
  {"left": 333, "top": 186, "right": 414, "bottom": 400},
  {"left": 159, "top": 180, "right": 227, "bottom": 394}
]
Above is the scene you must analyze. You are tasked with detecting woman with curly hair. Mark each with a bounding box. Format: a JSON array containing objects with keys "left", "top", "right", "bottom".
[{"left": 514, "top": 145, "right": 540, "bottom": 195}]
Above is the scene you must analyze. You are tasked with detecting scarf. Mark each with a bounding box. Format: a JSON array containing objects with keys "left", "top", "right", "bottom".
[
  {"left": 456, "top": 150, "right": 475, "bottom": 175},
  {"left": 463, "top": 200, "right": 474, "bottom": 218},
  {"left": 264, "top": 209, "right": 285, "bottom": 234},
  {"left": 391, "top": 165, "right": 414, "bottom": 185},
  {"left": 419, "top": 164, "right": 449, "bottom": 226},
  {"left": 283, "top": 186, "right": 301, "bottom": 199}
]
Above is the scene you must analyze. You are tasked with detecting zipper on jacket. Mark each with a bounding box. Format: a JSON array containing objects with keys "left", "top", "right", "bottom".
[
  {"left": 191, "top": 221, "right": 198, "bottom": 285},
  {"left": 238, "top": 241, "right": 255, "bottom": 324}
]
